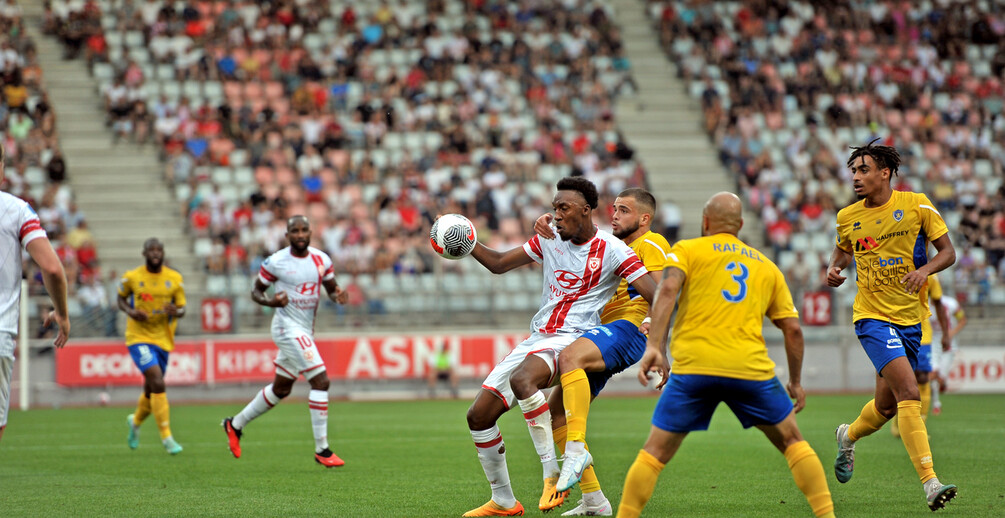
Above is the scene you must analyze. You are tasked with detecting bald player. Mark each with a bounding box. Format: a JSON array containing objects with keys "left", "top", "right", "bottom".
[{"left": 617, "top": 193, "right": 835, "bottom": 518}]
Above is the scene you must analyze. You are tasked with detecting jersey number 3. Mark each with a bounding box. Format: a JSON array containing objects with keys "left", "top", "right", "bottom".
[{"left": 721, "top": 261, "right": 749, "bottom": 303}]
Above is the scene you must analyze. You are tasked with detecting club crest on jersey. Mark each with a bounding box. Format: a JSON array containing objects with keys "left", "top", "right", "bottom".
[
  {"left": 588, "top": 257, "right": 601, "bottom": 271},
  {"left": 893, "top": 209, "right": 903, "bottom": 221},
  {"left": 853, "top": 221, "right": 861, "bottom": 230},
  {"left": 317, "top": 264, "right": 326, "bottom": 277}
]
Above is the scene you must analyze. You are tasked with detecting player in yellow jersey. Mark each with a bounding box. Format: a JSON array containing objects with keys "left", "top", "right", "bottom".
[
  {"left": 617, "top": 192, "right": 834, "bottom": 518},
  {"left": 826, "top": 140, "right": 957, "bottom": 510},
  {"left": 118, "top": 238, "right": 186, "bottom": 455},
  {"left": 533, "top": 188, "right": 670, "bottom": 515},
  {"left": 890, "top": 274, "right": 950, "bottom": 437}
]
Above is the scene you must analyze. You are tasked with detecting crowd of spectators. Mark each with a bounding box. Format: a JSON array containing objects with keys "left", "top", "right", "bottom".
[
  {"left": 2, "top": 2, "right": 114, "bottom": 334},
  {"left": 651, "top": 0, "right": 1005, "bottom": 304},
  {"left": 49, "top": 0, "right": 649, "bottom": 287}
]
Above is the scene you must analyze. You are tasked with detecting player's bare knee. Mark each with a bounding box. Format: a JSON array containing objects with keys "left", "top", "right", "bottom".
[
  {"left": 466, "top": 405, "right": 493, "bottom": 430},
  {"left": 308, "top": 374, "right": 330, "bottom": 391},
  {"left": 557, "top": 351, "right": 580, "bottom": 373},
  {"left": 508, "top": 371, "right": 537, "bottom": 400},
  {"left": 272, "top": 383, "right": 293, "bottom": 399}
]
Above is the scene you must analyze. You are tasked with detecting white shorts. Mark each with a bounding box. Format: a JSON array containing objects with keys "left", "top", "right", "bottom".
[
  {"left": 481, "top": 332, "right": 577, "bottom": 409},
  {"left": 272, "top": 325, "right": 326, "bottom": 381}
]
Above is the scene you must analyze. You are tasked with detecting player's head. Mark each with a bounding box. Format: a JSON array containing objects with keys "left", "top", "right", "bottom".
[
  {"left": 142, "top": 238, "right": 165, "bottom": 270},
  {"left": 847, "top": 138, "right": 900, "bottom": 198},
  {"left": 701, "top": 192, "right": 743, "bottom": 237},
  {"left": 553, "top": 177, "right": 599, "bottom": 242},
  {"left": 611, "top": 188, "right": 656, "bottom": 240},
  {"left": 286, "top": 215, "right": 311, "bottom": 253}
]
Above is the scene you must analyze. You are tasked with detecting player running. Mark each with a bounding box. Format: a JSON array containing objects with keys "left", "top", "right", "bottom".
[
  {"left": 532, "top": 188, "right": 670, "bottom": 516},
  {"left": 930, "top": 289, "right": 967, "bottom": 415},
  {"left": 617, "top": 192, "right": 834, "bottom": 518},
  {"left": 222, "top": 215, "right": 349, "bottom": 467},
  {"left": 827, "top": 140, "right": 957, "bottom": 511},
  {"left": 461, "top": 177, "right": 656, "bottom": 517},
  {"left": 0, "top": 144, "right": 70, "bottom": 444},
  {"left": 120, "top": 238, "right": 186, "bottom": 454}
]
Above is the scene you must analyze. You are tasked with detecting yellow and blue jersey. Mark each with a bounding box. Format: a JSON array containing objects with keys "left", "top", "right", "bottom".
[
  {"left": 118, "top": 266, "right": 186, "bottom": 351},
  {"left": 665, "top": 233, "right": 798, "bottom": 381},
  {"left": 919, "top": 274, "right": 943, "bottom": 344},
  {"left": 600, "top": 230, "right": 671, "bottom": 326},
  {"left": 835, "top": 191, "right": 949, "bottom": 326}
]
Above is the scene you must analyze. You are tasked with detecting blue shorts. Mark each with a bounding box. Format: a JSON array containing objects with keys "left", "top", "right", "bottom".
[
  {"left": 128, "top": 343, "right": 170, "bottom": 375},
  {"left": 651, "top": 374, "right": 794, "bottom": 433},
  {"left": 579, "top": 319, "right": 647, "bottom": 396},
  {"left": 916, "top": 343, "right": 932, "bottom": 373},
  {"left": 854, "top": 319, "right": 922, "bottom": 374}
]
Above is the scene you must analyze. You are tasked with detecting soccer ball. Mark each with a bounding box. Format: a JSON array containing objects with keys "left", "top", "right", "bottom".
[{"left": 430, "top": 214, "right": 477, "bottom": 260}]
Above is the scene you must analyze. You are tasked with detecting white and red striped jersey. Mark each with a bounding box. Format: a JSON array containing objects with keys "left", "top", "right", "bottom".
[
  {"left": 523, "top": 230, "right": 646, "bottom": 334},
  {"left": 258, "top": 246, "right": 335, "bottom": 332},
  {"left": 0, "top": 192, "right": 48, "bottom": 335}
]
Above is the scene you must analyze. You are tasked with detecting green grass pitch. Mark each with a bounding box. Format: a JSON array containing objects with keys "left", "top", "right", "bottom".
[{"left": 1, "top": 393, "right": 1002, "bottom": 517}]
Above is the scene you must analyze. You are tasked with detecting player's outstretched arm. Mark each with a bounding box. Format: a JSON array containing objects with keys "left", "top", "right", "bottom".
[
  {"left": 468, "top": 241, "right": 533, "bottom": 274},
  {"left": 251, "top": 278, "right": 288, "bottom": 307},
  {"left": 26, "top": 237, "right": 69, "bottom": 348},
  {"left": 932, "top": 297, "right": 952, "bottom": 351},
  {"left": 639, "top": 268, "right": 685, "bottom": 387},
  {"left": 825, "top": 246, "right": 852, "bottom": 287},
  {"left": 773, "top": 316, "right": 806, "bottom": 413},
  {"left": 948, "top": 308, "right": 967, "bottom": 342}
]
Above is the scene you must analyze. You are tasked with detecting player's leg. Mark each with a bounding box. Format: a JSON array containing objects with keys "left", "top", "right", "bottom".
[
  {"left": 426, "top": 367, "right": 437, "bottom": 398},
  {"left": 0, "top": 353, "right": 13, "bottom": 444},
  {"left": 549, "top": 388, "right": 609, "bottom": 517},
  {"left": 307, "top": 369, "right": 343, "bottom": 467},
  {"left": 509, "top": 347, "right": 569, "bottom": 511},
  {"left": 448, "top": 369, "right": 460, "bottom": 398},
  {"left": 224, "top": 371, "right": 294, "bottom": 458},
  {"left": 464, "top": 388, "right": 523, "bottom": 517},
  {"left": 618, "top": 374, "right": 713, "bottom": 518},
  {"left": 743, "top": 378, "right": 833, "bottom": 518}
]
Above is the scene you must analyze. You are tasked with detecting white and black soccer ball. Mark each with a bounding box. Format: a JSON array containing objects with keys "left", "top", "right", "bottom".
[{"left": 430, "top": 213, "right": 477, "bottom": 260}]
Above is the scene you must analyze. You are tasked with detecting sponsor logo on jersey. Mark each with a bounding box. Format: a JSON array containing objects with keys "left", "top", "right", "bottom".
[
  {"left": 554, "top": 270, "right": 584, "bottom": 290},
  {"left": 297, "top": 282, "right": 319, "bottom": 295},
  {"left": 855, "top": 236, "right": 878, "bottom": 251}
]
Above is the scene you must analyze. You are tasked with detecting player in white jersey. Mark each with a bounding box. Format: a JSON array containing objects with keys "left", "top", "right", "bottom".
[
  {"left": 930, "top": 295, "right": 967, "bottom": 415},
  {"left": 222, "top": 215, "right": 349, "bottom": 467},
  {"left": 0, "top": 144, "right": 70, "bottom": 443},
  {"left": 461, "top": 177, "right": 657, "bottom": 517}
]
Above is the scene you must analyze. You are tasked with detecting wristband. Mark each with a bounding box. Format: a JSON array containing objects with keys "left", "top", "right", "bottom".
[{"left": 642, "top": 317, "right": 651, "bottom": 325}]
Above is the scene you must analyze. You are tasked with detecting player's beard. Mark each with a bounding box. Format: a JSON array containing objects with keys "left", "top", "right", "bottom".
[{"left": 613, "top": 220, "right": 639, "bottom": 240}]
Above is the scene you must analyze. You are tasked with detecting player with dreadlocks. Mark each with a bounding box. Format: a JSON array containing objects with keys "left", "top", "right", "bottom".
[{"left": 825, "top": 139, "right": 958, "bottom": 511}]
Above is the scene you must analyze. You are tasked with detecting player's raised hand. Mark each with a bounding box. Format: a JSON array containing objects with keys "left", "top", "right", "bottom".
[
  {"left": 786, "top": 381, "right": 806, "bottom": 413},
  {"left": 44, "top": 309, "right": 70, "bottom": 349},
  {"left": 272, "top": 291, "right": 289, "bottom": 307},
  {"left": 534, "top": 213, "right": 556, "bottom": 239},
  {"left": 826, "top": 266, "right": 846, "bottom": 287},
  {"left": 637, "top": 346, "right": 669, "bottom": 389},
  {"left": 900, "top": 269, "right": 927, "bottom": 294}
]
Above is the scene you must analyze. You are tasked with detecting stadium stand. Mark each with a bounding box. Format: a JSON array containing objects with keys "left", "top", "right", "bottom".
[
  {"left": 0, "top": 2, "right": 116, "bottom": 336},
  {"left": 648, "top": 0, "right": 1005, "bottom": 305},
  {"left": 45, "top": 0, "right": 653, "bottom": 324}
]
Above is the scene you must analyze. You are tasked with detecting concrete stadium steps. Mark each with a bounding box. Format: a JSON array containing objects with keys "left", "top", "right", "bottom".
[
  {"left": 22, "top": 3, "right": 205, "bottom": 334},
  {"left": 611, "top": 0, "right": 764, "bottom": 246}
]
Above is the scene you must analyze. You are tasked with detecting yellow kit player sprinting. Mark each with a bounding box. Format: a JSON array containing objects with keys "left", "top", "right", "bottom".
[{"left": 118, "top": 238, "right": 186, "bottom": 454}]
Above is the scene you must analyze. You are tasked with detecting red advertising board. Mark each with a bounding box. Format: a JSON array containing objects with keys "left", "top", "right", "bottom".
[
  {"left": 56, "top": 333, "right": 527, "bottom": 387},
  {"left": 201, "top": 298, "right": 233, "bottom": 333}
]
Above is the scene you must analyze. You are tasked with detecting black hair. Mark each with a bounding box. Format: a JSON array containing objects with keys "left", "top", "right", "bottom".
[
  {"left": 618, "top": 188, "right": 656, "bottom": 216},
  {"left": 847, "top": 138, "right": 901, "bottom": 178},
  {"left": 556, "top": 176, "right": 599, "bottom": 209}
]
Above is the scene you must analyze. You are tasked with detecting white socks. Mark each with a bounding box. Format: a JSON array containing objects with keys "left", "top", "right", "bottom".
[
  {"left": 518, "top": 390, "right": 559, "bottom": 478},
  {"left": 566, "top": 440, "right": 586, "bottom": 456},
  {"left": 233, "top": 383, "right": 280, "bottom": 430},
  {"left": 309, "top": 389, "right": 329, "bottom": 453},
  {"left": 471, "top": 425, "right": 516, "bottom": 508},
  {"left": 584, "top": 489, "right": 608, "bottom": 507}
]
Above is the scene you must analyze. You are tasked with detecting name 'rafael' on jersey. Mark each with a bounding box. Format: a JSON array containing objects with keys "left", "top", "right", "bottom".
[{"left": 258, "top": 246, "right": 335, "bottom": 331}]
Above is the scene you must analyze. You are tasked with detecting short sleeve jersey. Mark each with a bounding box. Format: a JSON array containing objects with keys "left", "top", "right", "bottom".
[
  {"left": 600, "top": 230, "right": 670, "bottom": 326},
  {"left": 118, "top": 266, "right": 187, "bottom": 351},
  {"left": 835, "top": 191, "right": 949, "bottom": 326},
  {"left": 920, "top": 274, "right": 943, "bottom": 344},
  {"left": 666, "top": 233, "right": 798, "bottom": 381},
  {"left": 258, "top": 246, "right": 335, "bottom": 332},
  {"left": 0, "top": 192, "right": 47, "bottom": 335},
  {"left": 523, "top": 230, "right": 646, "bottom": 334}
]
